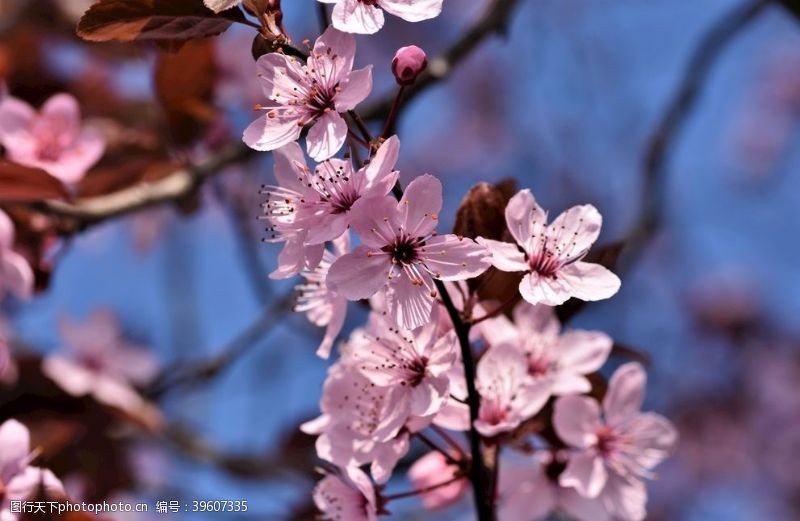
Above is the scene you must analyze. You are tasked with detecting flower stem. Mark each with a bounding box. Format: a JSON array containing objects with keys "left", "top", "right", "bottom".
[
  {"left": 434, "top": 280, "right": 495, "bottom": 521},
  {"left": 381, "top": 86, "right": 405, "bottom": 139}
]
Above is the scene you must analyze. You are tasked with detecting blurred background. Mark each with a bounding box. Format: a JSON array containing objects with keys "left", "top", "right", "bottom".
[{"left": 1, "top": 0, "right": 799, "bottom": 519}]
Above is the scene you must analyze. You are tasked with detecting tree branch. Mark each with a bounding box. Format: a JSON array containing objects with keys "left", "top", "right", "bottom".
[
  {"left": 621, "top": 0, "right": 769, "bottom": 268},
  {"left": 360, "top": 0, "right": 520, "bottom": 122}
]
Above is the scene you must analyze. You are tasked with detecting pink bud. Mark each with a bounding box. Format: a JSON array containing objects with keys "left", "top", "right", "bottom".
[{"left": 392, "top": 45, "right": 427, "bottom": 86}]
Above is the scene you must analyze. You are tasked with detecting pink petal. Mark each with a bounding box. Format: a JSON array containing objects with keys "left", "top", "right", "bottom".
[
  {"left": 379, "top": 0, "right": 444, "bottom": 22},
  {"left": 0, "top": 96, "right": 35, "bottom": 155},
  {"left": 408, "top": 452, "right": 467, "bottom": 510},
  {"left": 408, "top": 375, "right": 448, "bottom": 417},
  {"left": 399, "top": 174, "right": 442, "bottom": 237},
  {"left": 625, "top": 412, "right": 678, "bottom": 468},
  {"left": 516, "top": 378, "right": 551, "bottom": 419},
  {"left": 551, "top": 373, "right": 592, "bottom": 395},
  {"left": 370, "top": 433, "right": 409, "bottom": 484},
  {"left": 327, "top": 245, "right": 391, "bottom": 300},
  {"left": 558, "top": 261, "right": 621, "bottom": 302},
  {"left": 504, "top": 189, "right": 546, "bottom": 250},
  {"left": 549, "top": 204, "right": 602, "bottom": 257},
  {"left": 316, "top": 297, "right": 347, "bottom": 359},
  {"left": 0, "top": 210, "right": 14, "bottom": 250},
  {"left": 553, "top": 395, "right": 601, "bottom": 449},
  {"left": 335, "top": 66, "right": 373, "bottom": 112},
  {"left": 348, "top": 195, "right": 402, "bottom": 248},
  {"left": 41, "top": 356, "right": 95, "bottom": 397},
  {"left": 331, "top": 0, "right": 385, "bottom": 34},
  {"left": 51, "top": 128, "right": 105, "bottom": 184},
  {"left": 559, "top": 451, "right": 607, "bottom": 498},
  {"left": 361, "top": 135, "right": 400, "bottom": 196},
  {"left": 269, "top": 238, "right": 323, "bottom": 280},
  {"left": 1, "top": 251, "right": 34, "bottom": 300},
  {"left": 92, "top": 376, "right": 146, "bottom": 414},
  {"left": 386, "top": 270, "right": 434, "bottom": 330},
  {"left": 421, "top": 234, "right": 491, "bottom": 281},
  {"left": 314, "top": 27, "right": 356, "bottom": 80},
  {"left": 603, "top": 362, "right": 646, "bottom": 426},
  {"left": 497, "top": 464, "right": 554, "bottom": 521},
  {"left": 255, "top": 53, "right": 307, "bottom": 99},
  {"left": 519, "top": 271, "right": 572, "bottom": 306},
  {"left": 39, "top": 93, "right": 80, "bottom": 137},
  {"left": 475, "top": 238, "right": 528, "bottom": 272},
  {"left": 306, "top": 213, "right": 349, "bottom": 245},
  {"left": 306, "top": 111, "right": 347, "bottom": 161},
  {"left": 0, "top": 419, "right": 30, "bottom": 483},
  {"left": 512, "top": 302, "right": 560, "bottom": 340},
  {"left": 559, "top": 486, "right": 611, "bottom": 521},
  {"left": 601, "top": 473, "right": 647, "bottom": 521},
  {"left": 556, "top": 330, "right": 613, "bottom": 374},
  {"left": 272, "top": 141, "right": 311, "bottom": 194},
  {"left": 243, "top": 113, "right": 302, "bottom": 152}
]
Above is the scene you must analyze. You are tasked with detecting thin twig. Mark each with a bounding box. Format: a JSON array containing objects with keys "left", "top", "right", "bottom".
[{"left": 621, "top": 0, "right": 769, "bottom": 268}]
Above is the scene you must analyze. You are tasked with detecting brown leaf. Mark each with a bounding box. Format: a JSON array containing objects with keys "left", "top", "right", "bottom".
[
  {"left": 76, "top": 157, "right": 184, "bottom": 197},
  {"left": 0, "top": 161, "right": 68, "bottom": 202},
  {"left": 154, "top": 39, "right": 217, "bottom": 145},
  {"left": 453, "top": 181, "right": 514, "bottom": 240},
  {"left": 76, "top": 0, "right": 246, "bottom": 47}
]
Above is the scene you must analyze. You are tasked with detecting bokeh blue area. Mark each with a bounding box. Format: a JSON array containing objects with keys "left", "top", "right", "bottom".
[{"left": 4, "top": 0, "right": 800, "bottom": 519}]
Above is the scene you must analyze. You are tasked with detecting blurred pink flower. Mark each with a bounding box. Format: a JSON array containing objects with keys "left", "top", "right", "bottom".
[
  {"left": 320, "top": 0, "right": 443, "bottom": 35},
  {"left": 0, "top": 93, "right": 104, "bottom": 184},
  {"left": 295, "top": 231, "right": 351, "bottom": 358},
  {"left": 244, "top": 27, "right": 372, "bottom": 161},
  {"left": 479, "top": 301, "right": 612, "bottom": 396},
  {"left": 477, "top": 189, "right": 620, "bottom": 306},
  {"left": 327, "top": 174, "right": 491, "bottom": 329},
  {"left": 0, "top": 419, "right": 65, "bottom": 521},
  {"left": 474, "top": 343, "right": 550, "bottom": 437},
  {"left": 313, "top": 466, "right": 378, "bottom": 521},
  {"left": 497, "top": 456, "right": 608, "bottom": 521},
  {"left": 302, "top": 365, "right": 411, "bottom": 483},
  {"left": 41, "top": 310, "right": 159, "bottom": 415},
  {"left": 553, "top": 363, "right": 677, "bottom": 520},
  {"left": 344, "top": 310, "right": 458, "bottom": 418},
  {"left": 408, "top": 451, "right": 467, "bottom": 510},
  {"left": 0, "top": 210, "right": 33, "bottom": 302}
]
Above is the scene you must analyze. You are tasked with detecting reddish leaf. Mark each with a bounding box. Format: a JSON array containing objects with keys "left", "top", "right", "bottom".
[
  {"left": 76, "top": 0, "right": 246, "bottom": 47},
  {"left": 76, "top": 157, "right": 184, "bottom": 197},
  {"left": 154, "top": 40, "right": 217, "bottom": 145},
  {"left": 0, "top": 161, "right": 68, "bottom": 202}
]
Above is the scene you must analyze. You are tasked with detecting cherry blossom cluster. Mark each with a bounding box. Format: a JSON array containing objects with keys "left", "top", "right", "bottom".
[{"left": 243, "top": 6, "right": 677, "bottom": 518}]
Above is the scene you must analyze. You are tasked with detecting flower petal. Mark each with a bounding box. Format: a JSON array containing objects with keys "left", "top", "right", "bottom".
[
  {"left": 387, "top": 270, "right": 434, "bottom": 330},
  {"left": 548, "top": 204, "right": 602, "bottom": 258},
  {"left": 327, "top": 245, "right": 391, "bottom": 300},
  {"left": 316, "top": 297, "right": 347, "bottom": 359},
  {"left": 559, "top": 451, "right": 607, "bottom": 498},
  {"left": 475, "top": 237, "right": 528, "bottom": 272},
  {"left": 331, "top": 0, "right": 385, "bottom": 34},
  {"left": 399, "top": 174, "right": 442, "bottom": 237},
  {"left": 519, "top": 271, "right": 572, "bottom": 306},
  {"left": 313, "top": 27, "right": 356, "bottom": 80},
  {"left": 603, "top": 362, "right": 646, "bottom": 426},
  {"left": 0, "top": 419, "right": 30, "bottom": 484},
  {"left": 558, "top": 261, "right": 621, "bottom": 302},
  {"left": 379, "top": 0, "right": 444, "bottom": 22},
  {"left": 504, "top": 189, "right": 547, "bottom": 250},
  {"left": 421, "top": 234, "right": 491, "bottom": 281},
  {"left": 556, "top": 330, "right": 613, "bottom": 374},
  {"left": 335, "top": 66, "right": 373, "bottom": 112},
  {"left": 307, "top": 111, "right": 347, "bottom": 161},
  {"left": 243, "top": 113, "right": 302, "bottom": 152},
  {"left": 553, "top": 395, "right": 601, "bottom": 449}
]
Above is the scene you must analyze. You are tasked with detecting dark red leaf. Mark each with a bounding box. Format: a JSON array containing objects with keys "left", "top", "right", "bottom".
[{"left": 0, "top": 161, "right": 68, "bottom": 202}]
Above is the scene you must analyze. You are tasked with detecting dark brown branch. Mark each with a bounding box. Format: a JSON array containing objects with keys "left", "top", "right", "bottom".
[{"left": 621, "top": 0, "right": 769, "bottom": 268}]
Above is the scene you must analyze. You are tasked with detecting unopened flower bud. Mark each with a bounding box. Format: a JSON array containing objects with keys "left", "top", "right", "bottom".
[{"left": 391, "top": 45, "right": 427, "bottom": 86}]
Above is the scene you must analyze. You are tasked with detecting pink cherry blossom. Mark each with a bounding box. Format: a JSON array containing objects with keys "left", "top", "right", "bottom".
[
  {"left": 260, "top": 136, "right": 399, "bottom": 279},
  {"left": 42, "top": 310, "right": 159, "bottom": 415},
  {"left": 553, "top": 363, "right": 677, "bottom": 520},
  {"left": 408, "top": 451, "right": 467, "bottom": 510},
  {"left": 313, "top": 466, "right": 378, "bottom": 521},
  {"left": 392, "top": 45, "right": 428, "bottom": 85},
  {"left": 343, "top": 310, "right": 458, "bottom": 418},
  {"left": 0, "top": 419, "right": 65, "bottom": 521},
  {"left": 244, "top": 27, "right": 372, "bottom": 161},
  {"left": 319, "top": 0, "right": 444, "bottom": 35},
  {"left": 479, "top": 302, "right": 612, "bottom": 396},
  {"left": 477, "top": 189, "right": 621, "bottom": 306},
  {"left": 301, "top": 364, "right": 411, "bottom": 483},
  {"left": 295, "top": 231, "right": 351, "bottom": 358},
  {"left": 327, "top": 174, "right": 491, "bottom": 330},
  {"left": 0, "top": 211, "right": 33, "bottom": 302},
  {"left": 0, "top": 93, "right": 104, "bottom": 184},
  {"left": 497, "top": 455, "right": 608, "bottom": 521},
  {"left": 474, "top": 343, "right": 550, "bottom": 437},
  {"left": 204, "top": 0, "right": 240, "bottom": 12}
]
